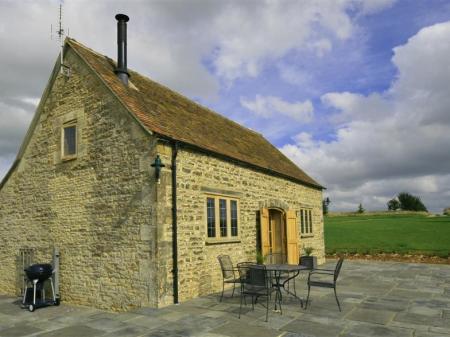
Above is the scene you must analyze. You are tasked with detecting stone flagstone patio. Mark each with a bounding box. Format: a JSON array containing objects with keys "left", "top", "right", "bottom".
[{"left": 0, "top": 260, "right": 449, "bottom": 337}]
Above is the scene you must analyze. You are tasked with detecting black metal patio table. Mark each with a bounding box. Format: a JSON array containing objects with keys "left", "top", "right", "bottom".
[{"left": 264, "top": 264, "right": 308, "bottom": 311}]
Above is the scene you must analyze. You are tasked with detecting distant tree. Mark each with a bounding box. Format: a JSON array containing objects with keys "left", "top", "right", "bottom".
[
  {"left": 387, "top": 198, "right": 401, "bottom": 211},
  {"left": 323, "top": 197, "right": 331, "bottom": 215},
  {"left": 397, "top": 192, "right": 427, "bottom": 212},
  {"left": 357, "top": 203, "right": 365, "bottom": 214}
]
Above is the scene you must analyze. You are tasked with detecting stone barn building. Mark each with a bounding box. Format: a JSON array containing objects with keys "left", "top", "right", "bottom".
[{"left": 0, "top": 15, "right": 324, "bottom": 311}]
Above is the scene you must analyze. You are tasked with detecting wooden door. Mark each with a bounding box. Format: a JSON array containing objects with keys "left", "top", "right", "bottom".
[
  {"left": 286, "top": 210, "right": 299, "bottom": 264},
  {"left": 260, "top": 208, "right": 270, "bottom": 258}
]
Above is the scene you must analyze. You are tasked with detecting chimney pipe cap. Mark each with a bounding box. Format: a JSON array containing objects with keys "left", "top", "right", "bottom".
[{"left": 115, "top": 14, "right": 129, "bottom": 22}]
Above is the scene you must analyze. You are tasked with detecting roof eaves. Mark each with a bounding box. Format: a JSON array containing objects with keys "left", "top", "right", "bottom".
[{"left": 156, "top": 134, "right": 324, "bottom": 190}]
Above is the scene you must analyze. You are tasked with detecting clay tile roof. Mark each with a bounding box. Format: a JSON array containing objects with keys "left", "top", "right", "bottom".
[{"left": 67, "top": 38, "right": 323, "bottom": 189}]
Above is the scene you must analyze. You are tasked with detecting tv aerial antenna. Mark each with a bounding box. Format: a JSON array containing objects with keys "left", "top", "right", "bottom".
[{"left": 51, "top": 2, "right": 70, "bottom": 75}]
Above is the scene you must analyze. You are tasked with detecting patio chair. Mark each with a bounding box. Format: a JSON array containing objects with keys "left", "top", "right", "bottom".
[
  {"left": 238, "top": 264, "right": 278, "bottom": 322},
  {"left": 217, "top": 255, "right": 242, "bottom": 302},
  {"left": 305, "top": 257, "right": 344, "bottom": 311}
]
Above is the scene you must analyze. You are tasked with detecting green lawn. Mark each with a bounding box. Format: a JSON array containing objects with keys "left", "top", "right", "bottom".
[{"left": 324, "top": 214, "right": 450, "bottom": 257}]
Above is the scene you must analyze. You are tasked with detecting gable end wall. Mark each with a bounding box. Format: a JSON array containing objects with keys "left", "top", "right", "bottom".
[{"left": 0, "top": 47, "right": 158, "bottom": 311}]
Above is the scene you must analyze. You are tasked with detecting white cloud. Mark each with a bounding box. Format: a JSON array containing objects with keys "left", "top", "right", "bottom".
[
  {"left": 211, "top": 1, "right": 355, "bottom": 81},
  {"left": 277, "top": 63, "right": 313, "bottom": 87},
  {"left": 241, "top": 95, "right": 314, "bottom": 122},
  {"left": 1, "top": 0, "right": 368, "bottom": 181},
  {"left": 321, "top": 91, "right": 392, "bottom": 123},
  {"left": 0, "top": 101, "right": 34, "bottom": 155},
  {"left": 281, "top": 21, "right": 450, "bottom": 213}
]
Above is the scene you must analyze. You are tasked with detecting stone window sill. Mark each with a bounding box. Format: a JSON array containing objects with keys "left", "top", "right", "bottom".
[
  {"left": 301, "top": 234, "right": 314, "bottom": 239},
  {"left": 61, "top": 155, "right": 77, "bottom": 162},
  {"left": 205, "top": 238, "right": 241, "bottom": 245}
]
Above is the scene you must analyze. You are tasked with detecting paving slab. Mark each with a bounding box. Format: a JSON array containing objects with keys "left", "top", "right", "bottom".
[
  {"left": 280, "top": 318, "right": 344, "bottom": 337},
  {"left": 160, "top": 314, "right": 226, "bottom": 333},
  {"left": 360, "top": 296, "right": 409, "bottom": 312},
  {"left": 340, "top": 322, "right": 413, "bottom": 337},
  {"left": 102, "top": 325, "right": 151, "bottom": 337},
  {"left": 0, "top": 323, "right": 43, "bottom": 337},
  {"left": 85, "top": 317, "right": 134, "bottom": 332},
  {"left": 408, "top": 305, "right": 442, "bottom": 317},
  {"left": 429, "top": 326, "right": 450, "bottom": 335},
  {"left": 35, "top": 325, "right": 105, "bottom": 337},
  {"left": 126, "top": 315, "right": 169, "bottom": 329},
  {"left": 414, "top": 333, "right": 450, "bottom": 337},
  {"left": 210, "top": 321, "right": 281, "bottom": 337},
  {"left": 345, "top": 308, "right": 396, "bottom": 325},
  {"left": 394, "top": 312, "right": 442, "bottom": 327},
  {"left": 0, "top": 261, "right": 449, "bottom": 337}
]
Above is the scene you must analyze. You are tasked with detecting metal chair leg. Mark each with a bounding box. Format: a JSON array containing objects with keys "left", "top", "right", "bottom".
[
  {"left": 293, "top": 276, "right": 296, "bottom": 296},
  {"left": 231, "top": 281, "right": 236, "bottom": 298},
  {"left": 305, "top": 284, "right": 311, "bottom": 310},
  {"left": 220, "top": 280, "right": 225, "bottom": 302},
  {"left": 278, "top": 291, "right": 282, "bottom": 315},
  {"left": 239, "top": 290, "right": 243, "bottom": 319},
  {"left": 334, "top": 286, "right": 341, "bottom": 312},
  {"left": 265, "top": 293, "right": 269, "bottom": 322}
]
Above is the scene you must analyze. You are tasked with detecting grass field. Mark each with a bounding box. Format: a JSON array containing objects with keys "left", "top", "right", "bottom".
[{"left": 324, "top": 213, "right": 450, "bottom": 257}]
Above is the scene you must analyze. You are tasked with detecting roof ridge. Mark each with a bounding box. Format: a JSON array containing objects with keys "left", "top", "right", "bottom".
[{"left": 66, "top": 37, "right": 109, "bottom": 60}]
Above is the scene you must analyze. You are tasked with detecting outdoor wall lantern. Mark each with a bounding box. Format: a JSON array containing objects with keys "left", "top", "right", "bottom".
[{"left": 151, "top": 155, "right": 165, "bottom": 184}]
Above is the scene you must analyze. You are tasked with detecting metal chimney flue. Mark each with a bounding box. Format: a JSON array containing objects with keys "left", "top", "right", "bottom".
[{"left": 114, "top": 14, "right": 129, "bottom": 85}]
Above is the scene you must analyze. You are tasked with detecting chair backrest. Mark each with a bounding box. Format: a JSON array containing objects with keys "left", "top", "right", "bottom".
[
  {"left": 244, "top": 264, "right": 268, "bottom": 289},
  {"left": 334, "top": 258, "right": 344, "bottom": 282},
  {"left": 237, "top": 262, "right": 253, "bottom": 282},
  {"left": 217, "top": 255, "right": 234, "bottom": 279}
]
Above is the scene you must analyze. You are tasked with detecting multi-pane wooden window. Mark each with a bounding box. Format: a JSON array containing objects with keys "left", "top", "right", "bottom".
[
  {"left": 300, "top": 209, "right": 313, "bottom": 234},
  {"left": 206, "top": 196, "right": 239, "bottom": 240},
  {"left": 62, "top": 121, "right": 77, "bottom": 159}
]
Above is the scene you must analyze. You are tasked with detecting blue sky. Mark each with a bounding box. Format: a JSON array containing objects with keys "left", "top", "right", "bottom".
[
  {"left": 206, "top": 0, "right": 450, "bottom": 147},
  {"left": 1, "top": 0, "right": 450, "bottom": 213}
]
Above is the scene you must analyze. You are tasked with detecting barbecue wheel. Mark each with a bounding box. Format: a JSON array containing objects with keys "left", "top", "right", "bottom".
[{"left": 28, "top": 304, "right": 35, "bottom": 312}]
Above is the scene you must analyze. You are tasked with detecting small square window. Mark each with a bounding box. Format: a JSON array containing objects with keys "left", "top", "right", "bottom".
[{"left": 62, "top": 124, "right": 77, "bottom": 158}]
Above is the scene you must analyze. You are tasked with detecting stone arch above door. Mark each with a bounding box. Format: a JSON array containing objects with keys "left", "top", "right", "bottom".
[{"left": 259, "top": 199, "right": 290, "bottom": 211}]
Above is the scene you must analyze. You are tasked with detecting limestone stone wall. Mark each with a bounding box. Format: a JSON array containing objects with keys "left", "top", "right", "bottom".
[
  {"left": 0, "top": 43, "right": 324, "bottom": 310},
  {"left": 0, "top": 47, "right": 158, "bottom": 311},
  {"left": 155, "top": 144, "right": 324, "bottom": 304}
]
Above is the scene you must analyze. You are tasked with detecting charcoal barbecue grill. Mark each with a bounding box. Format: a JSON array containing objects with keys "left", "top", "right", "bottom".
[{"left": 22, "top": 263, "right": 60, "bottom": 312}]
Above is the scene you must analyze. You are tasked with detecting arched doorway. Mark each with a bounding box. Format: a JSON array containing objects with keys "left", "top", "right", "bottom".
[{"left": 260, "top": 208, "right": 299, "bottom": 264}]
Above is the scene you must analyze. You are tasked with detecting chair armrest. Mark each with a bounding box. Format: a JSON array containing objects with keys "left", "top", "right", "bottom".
[
  {"left": 309, "top": 270, "right": 334, "bottom": 275},
  {"left": 308, "top": 270, "right": 334, "bottom": 283},
  {"left": 313, "top": 268, "right": 335, "bottom": 272},
  {"left": 222, "top": 268, "right": 238, "bottom": 272}
]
